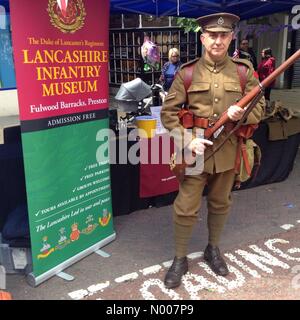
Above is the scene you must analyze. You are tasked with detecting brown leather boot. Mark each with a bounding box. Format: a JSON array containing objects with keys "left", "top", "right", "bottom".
[
  {"left": 164, "top": 256, "right": 188, "bottom": 289},
  {"left": 204, "top": 244, "right": 229, "bottom": 276}
]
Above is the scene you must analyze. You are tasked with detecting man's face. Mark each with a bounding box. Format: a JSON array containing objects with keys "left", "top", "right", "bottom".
[
  {"left": 240, "top": 40, "right": 249, "bottom": 51},
  {"left": 200, "top": 31, "right": 233, "bottom": 61}
]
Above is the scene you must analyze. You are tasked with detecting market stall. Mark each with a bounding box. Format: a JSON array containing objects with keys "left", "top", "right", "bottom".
[{"left": 0, "top": 0, "right": 300, "bottom": 288}]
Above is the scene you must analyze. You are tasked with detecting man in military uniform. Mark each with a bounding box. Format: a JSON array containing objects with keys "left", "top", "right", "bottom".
[{"left": 161, "top": 12, "right": 265, "bottom": 289}]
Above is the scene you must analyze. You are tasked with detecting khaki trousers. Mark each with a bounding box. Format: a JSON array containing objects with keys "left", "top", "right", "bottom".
[{"left": 173, "top": 169, "right": 236, "bottom": 226}]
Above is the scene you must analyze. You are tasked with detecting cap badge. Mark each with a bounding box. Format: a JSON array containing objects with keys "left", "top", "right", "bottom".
[{"left": 217, "top": 17, "right": 224, "bottom": 25}]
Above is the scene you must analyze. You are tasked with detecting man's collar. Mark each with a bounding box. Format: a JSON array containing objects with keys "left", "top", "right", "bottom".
[{"left": 201, "top": 53, "right": 229, "bottom": 73}]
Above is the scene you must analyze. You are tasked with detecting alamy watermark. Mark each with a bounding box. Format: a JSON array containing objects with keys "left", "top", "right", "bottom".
[
  {"left": 95, "top": 127, "right": 205, "bottom": 175},
  {"left": 292, "top": 5, "right": 300, "bottom": 30},
  {"left": 233, "top": 5, "right": 300, "bottom": 39}
]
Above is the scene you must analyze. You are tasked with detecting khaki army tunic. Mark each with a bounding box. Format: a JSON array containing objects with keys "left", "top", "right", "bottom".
[{"left": 161, "top": 54, "right": 265, "bottom": 175}]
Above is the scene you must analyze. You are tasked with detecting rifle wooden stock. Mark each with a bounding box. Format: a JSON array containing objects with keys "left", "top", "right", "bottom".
[{"left": 204, "top": 49, "right": 300, "bottom": 139}]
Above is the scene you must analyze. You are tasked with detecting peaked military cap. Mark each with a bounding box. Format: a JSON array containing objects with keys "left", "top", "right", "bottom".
[{"left": 197, "top": 12, "right": 240, "bottom": 33}]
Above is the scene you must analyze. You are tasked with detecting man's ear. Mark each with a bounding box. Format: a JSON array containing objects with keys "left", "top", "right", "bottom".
[{"left": 200, "top": 33, "right": 205, "bottom": 44}]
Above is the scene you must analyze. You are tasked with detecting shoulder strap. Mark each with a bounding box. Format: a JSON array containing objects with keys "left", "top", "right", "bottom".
[
  {"left": 183, "top": 64, "right": 195, "bottom": 92},
  {"left": 177, "top": 63, "right": 196, "bottom": 128},
  {"left": 236, "top": 64, "right": 247, "bottom": 95},
  {"left": 183, "top": 64, "right": 196, "bottom": 107}
]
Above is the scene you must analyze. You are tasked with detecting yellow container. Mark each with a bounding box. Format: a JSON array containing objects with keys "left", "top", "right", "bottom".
[{"left": 135, "top": 116, "right": 157, "bottom": 138}]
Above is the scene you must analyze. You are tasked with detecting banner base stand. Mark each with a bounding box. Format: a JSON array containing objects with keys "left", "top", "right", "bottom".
[
  {"left": 94, "top": 249, "right": 110, "bottom": 258},
  {"left": 56, "top": 272, "right": 74, "bottom": 282},
  {"left": 26, "top": 232, "right": 116, "bottom": 287}
]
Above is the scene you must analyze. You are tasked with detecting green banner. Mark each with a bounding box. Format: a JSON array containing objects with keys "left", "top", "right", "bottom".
[{"left": 22, "top": 119, "right": 113, "bottom": 277}]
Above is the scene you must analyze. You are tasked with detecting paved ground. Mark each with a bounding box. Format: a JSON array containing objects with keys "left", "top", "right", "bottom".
[
  {"left": 85, "top": 226, "right": 300, "bottom": 300},
  {"left": 4, "top": 145, "right": 300, "bottom": 300}
]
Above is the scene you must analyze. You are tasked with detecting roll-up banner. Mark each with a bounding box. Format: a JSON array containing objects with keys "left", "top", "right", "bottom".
[{"left": 9, "top": 0, "right": 115, "bottom": 286}]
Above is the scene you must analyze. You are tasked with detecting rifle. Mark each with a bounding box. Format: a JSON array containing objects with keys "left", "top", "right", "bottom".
[{"left": 171, "top": 49, "right": 300, "bottom": 182}]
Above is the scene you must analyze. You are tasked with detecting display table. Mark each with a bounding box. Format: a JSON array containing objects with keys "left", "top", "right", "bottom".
[
  {"left": 110, "top": 132, "right": 177, "bottom": 216},
  {"left": 0, "top": 120, "right": 299, "bottom": 227}
]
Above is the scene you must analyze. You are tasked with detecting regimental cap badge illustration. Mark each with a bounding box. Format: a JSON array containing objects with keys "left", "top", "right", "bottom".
[{"left": 48, "top": 0, "right": 86, "bottom": 33}]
